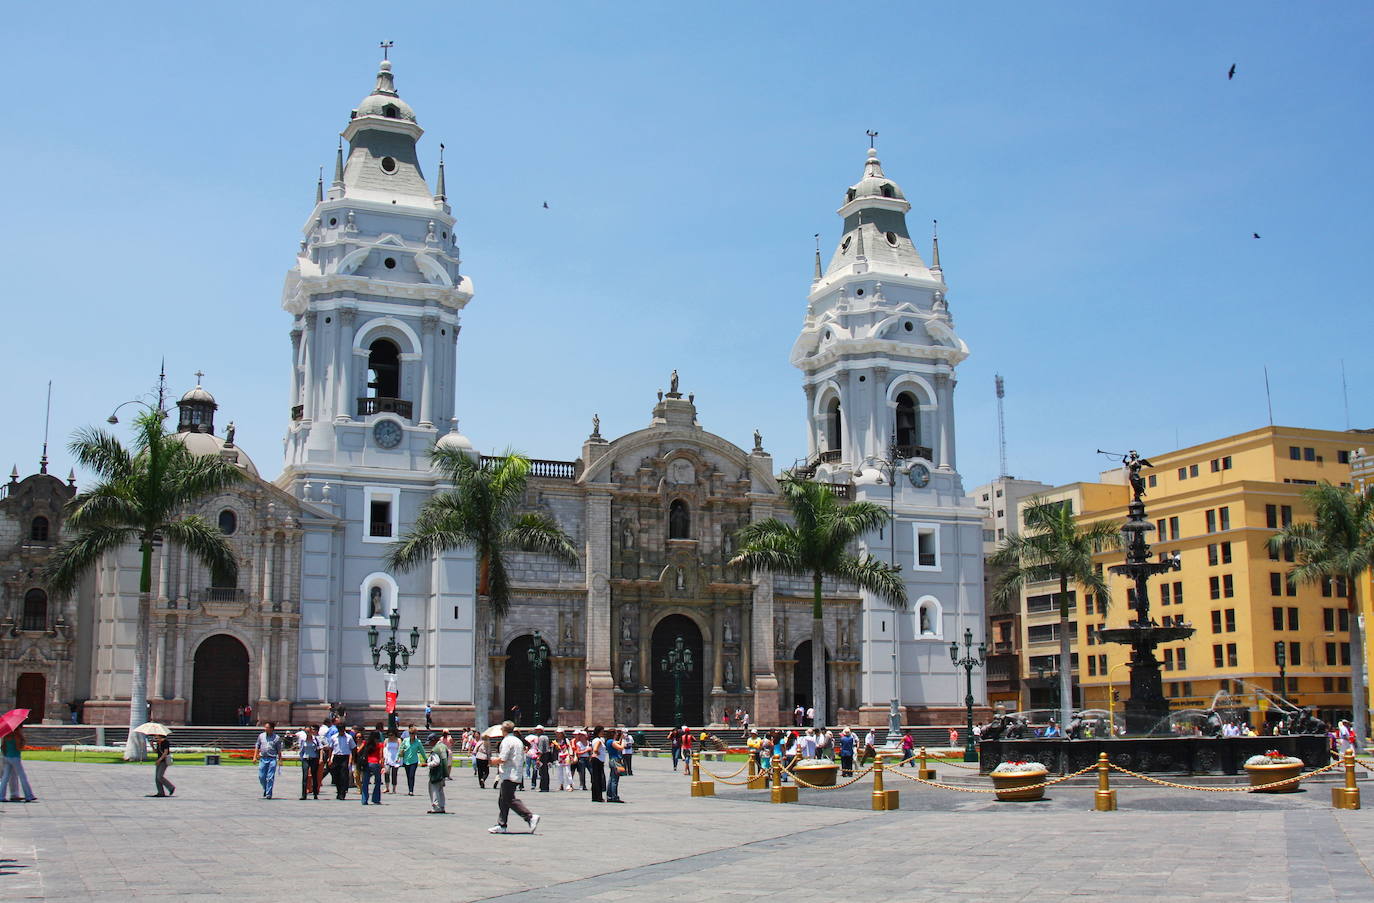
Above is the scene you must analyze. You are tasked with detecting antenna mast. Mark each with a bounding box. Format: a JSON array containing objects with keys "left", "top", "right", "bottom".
[{"left": 995, "top": 374, "right": 1009, "bottom": 479}]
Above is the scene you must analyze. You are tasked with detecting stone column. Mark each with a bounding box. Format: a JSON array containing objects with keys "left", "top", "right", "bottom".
[
  {"left": 155, "top": 543, "right": 169, "bottom": 603},
  {"left": 802, "top": 384, "right": 817, "bottom": 459},
  {"left": 874, "top": 366, "right": 891, "bottom": 454},
  {"left": 173, "top": 624, "right": 186, "bottom": 701},
  {"left": 336, "top": 305, "right": 356, "bottom": 422},
  {"left": 152, "top": 630, "right": 166, "bottom": 700},
  {"left": 583, "top": 490, "right": 615, "bottom": 725},
  {"left": 263, "top": 537, "right": 275, "bottom": 609},
  {"left": 740, "top": 606, "right": 752, "bottom": 693},
  {"left": 290, "top": 326, "right": 304, "bottom": 408},
  {"left": 299, "top": 318, "right": 314, "bottom": 420},
  {"left": 279, "top": 629, "right": 290, "bottom": 703},
  {"left": 712, "top": 604, "right": 725, "bottom": 690},
  {"left": 259, "top": 635, "right": 272, "bottom": 704},
  {"left": 748, "top": 497, "right": 781, "bottom": 722},
  {"left": 935, "top": 371, "right": 953, "bottom": 470},
  {"left": 418, "top": 313, "right": 437, "bottom": 428},
  {"left": 177, "top": 547, "right": 190, "bottom": 603}
]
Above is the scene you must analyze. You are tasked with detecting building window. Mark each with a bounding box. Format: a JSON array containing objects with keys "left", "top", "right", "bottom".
[
  {"left": 1265, "top": 504, "right": 1277, "bottom": 529},
  {"left": 668, "top": 499, "right": 691, "bottom": 539},
  {"left": 1085, "top": 594, "right": 1095, "bottom": 615},
  {"left": 1324, "top": 608, "right": 1335, "bottom": 632},
  {"left": 1210, "top": 458, "right": 1219, "bottom": 473},
  {"left": 29, "top": 516, "right": 49, "bottom": 541},
  {"left": 1207, "top": 544, "right": 1219, "bottom": 566},
  {"left": 1178, "top": 648, "right": 1187, "bottom": 670},
  {"left": 366, "top": 338, "right": 401, "bottom": 399},
  {"left": 1280, "top": 505, "right": 1293, "bottom": 526},
  {"left": 1211, "top": 609, "right": 1222, "bottom": 632},
  {"left": 894, "top": 392, "right": 920, "bottom": 452},
  {"left": 1148, "top": 474, "right": 1157, "bottom": 487},
  {"left": 1163, "top": 648, "right": 1174, "bottom": 671},
  {"left": 1167, "top": 517, "right": 1179, "bottom": 540},
  {"left": 1223, "top": 575, "right": 1234, "bottom": 598},
  {"left": 1190, "top": 464, "right": 1199, "bottom": 477},
  {"left": 363, "top": 486, "right": 401, "bottom": 543},
  {"left": 1227, "top": 643, "right": 1238, "bottom": 667},
  {"left": 1205, "top": 509, "right": 1217, "bottom": 533},
  {"left": 825, "top": 397, "right": 842, "bottom": 454},
  {"left": 1159, "top": 583, "right": 1171, "bottom": 606},
  {"left": 915, "top": 596, "right": 942, "bottom": 638},
  {"left": 1209, "top": 577, "right": 1221, "bottom": 601},
  {"left": 1341, "top": 643, "right": 1352, "bottom": 666},
  {"left": 1213, "top": 644, "right": 1224, "bottom": 668},
  {"left": 218, "top": 508, "right": 237, "bottom": 535},
  {"left": 1218, "top": 507, "right": 1230, "bottom": 530},
  {"left": 1304, "top": 447, "right": 1315, "bottom": 461},
  {"left": 1288, "top": 641, "right": 1301, "bottom": 666},
  {"left": 1225, "top": 608, "right": 1236, "bottom": 632},
  {"left": 1221, "top": 456, "right": 1232, "bottom": 470},
  {"left": 1220, "top": 541, "right": 1231, "bottom": 563},
  {"left": 1338, "top": 450, "right": 1350, "bottom": 464},
  {"left": 21, "top": 589, "right": 47, "bottom": 631},
  {"left": 1289, "top": 446, "right": 1301, "bottom": 460},
  {"left": 1173, "top": 581, "right": 1183, "bottom": 605},
  {"left": 1327, "top": 642, "right": 1338, "bottom": 666},
  {"left": 913, "top": 523, "right": 940, "bottom": 570},
  {"left": 1272, "top": 607, "right": 1284, "bottom": 631},
  {"left": 1127, "top": 587, "right": 1137, "bottom": 609},
  {"left": 1178, "top": 467, "right": 1187, "bottom": 481},
  {"left": 1287, "top": 607, "right": 1299, "bottom": 631}
]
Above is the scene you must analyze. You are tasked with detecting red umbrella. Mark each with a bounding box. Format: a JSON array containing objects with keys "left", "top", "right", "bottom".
[{"left": 0, "top": 708, "right": 30, "bottom": 738}]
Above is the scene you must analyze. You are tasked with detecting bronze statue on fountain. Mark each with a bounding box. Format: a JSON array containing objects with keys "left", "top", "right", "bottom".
[{"left": 1095, "top": 450, "right": 1196, "bottom": 735}]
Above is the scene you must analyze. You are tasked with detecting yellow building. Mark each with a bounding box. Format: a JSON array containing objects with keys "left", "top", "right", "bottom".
[
  {"left": 1016, "top": 426, "right": 1366, "bottom": 726},
  {"left": 1350, "top": 445, "right": 1374, "bottom": 732}
]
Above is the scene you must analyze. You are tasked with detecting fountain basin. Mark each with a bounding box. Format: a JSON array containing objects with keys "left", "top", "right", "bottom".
[{"left": 979, "top": 735, "right": 1329, "bottom": 776}]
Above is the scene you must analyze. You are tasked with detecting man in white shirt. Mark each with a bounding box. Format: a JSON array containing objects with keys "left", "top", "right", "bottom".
[
  {"left": 489, "top": 721, "right": 540, "bottom": 834},
  {"left": 329, "top": 726, "right": 356, "bottom": 800}
]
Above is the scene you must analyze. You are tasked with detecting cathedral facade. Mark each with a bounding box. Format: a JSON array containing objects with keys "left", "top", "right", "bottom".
[{"left": 7, "top": 57, "right": 985, "bottom": 727}]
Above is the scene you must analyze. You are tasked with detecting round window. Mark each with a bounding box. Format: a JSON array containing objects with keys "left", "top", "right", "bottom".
[
  {"left": 384, "top": 257, "right": 397, "bottom": 269},
  {"left": 218, "top": 509, "right": 237, "bottom": 535},
  {"left": 904, "top": 321, "right": 914, "bottom": 332},
  {"left": 886, "top": 232, "right": 898, "bottom": 246},
  {"left": 824, "top": 330, "right": 832, "bottom": 340},
  {"left": 380, "top": 156, "right": 398, "bottom": 174},
  {"left": 858, "top": 375, "right": 866, "bottom": 382},
  {"left": 329, "top": 217, "right": 338, "bottom": 227},
  {"left": 855, "top": 288, "right": 864, "bottom": 296}
]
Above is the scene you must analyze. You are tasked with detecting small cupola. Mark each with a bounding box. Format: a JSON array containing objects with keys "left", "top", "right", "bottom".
[{"left": 176, "top": 378, "right": 217, "bottom": 434}]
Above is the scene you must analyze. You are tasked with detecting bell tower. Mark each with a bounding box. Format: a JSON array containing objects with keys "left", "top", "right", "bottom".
[
  {"left": 791, "top": 142, "right": 986, "bottom": 726},
  {"left": 278, "top": 53, "right": 478, "bottom": 725}
]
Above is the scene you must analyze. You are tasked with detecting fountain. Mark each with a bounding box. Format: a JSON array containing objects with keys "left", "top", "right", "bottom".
[{"left": 979, "top": 451, "right": 1329, "bottom": 774}]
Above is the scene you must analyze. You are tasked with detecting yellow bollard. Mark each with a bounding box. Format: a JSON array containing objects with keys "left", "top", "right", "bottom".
[
  {"left": 1332, "top": 749, "right": 1361, "bottom": 810},
  {"left": 770, "top": 758, "right": 797, "bottom": 803},
  {"left": 870, "top": 756, "right": 900, "bottom": 810},
  {"left": 1094, "top": 752, "right": 1117, "bottom": 811},
  {"left": 690, "top": 751, "right": 715, "bottom": 797},
  {"left": 747, "top": 753, "right": 767, "bottom": 790},
  {"left": 918, "top": 745, "right": 937, "bottom": 781}
]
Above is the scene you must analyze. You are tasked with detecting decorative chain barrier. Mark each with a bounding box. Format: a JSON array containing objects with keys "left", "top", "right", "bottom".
[
  {"left": 925, "top": 756, "right": 982, "bottom": 770},
  {"left": 781, "top": 763, "right": 876, "bottom": 790},
  {"left": 697, "top": 760, "right": 751, "bottom": 782},
  {"left": 1105, "top": 759, "right": 1341, "bottom": 793},
  {"left": 1352, "top": 758, "right": 1374, "bottom": 774},
  {"left": 885, "top": 761, "right": 1099, "bottom": 794}
]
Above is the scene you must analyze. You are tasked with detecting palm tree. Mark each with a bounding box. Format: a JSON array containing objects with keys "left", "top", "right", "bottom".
[
  {"left": 44, "top": 410, "right": 243, "bottom": 760},
  {"left": 1270, "top": 483, "right": 1374, "bottom": 750},
  {"left": 730, "top": 475, "right": 905, "bottom": 729},
  {"left": 387, "top": 447, "right": 579, "bottom": 729},
  {"left": 989, "top": 497, "right": 1120, "bottom": 727}
]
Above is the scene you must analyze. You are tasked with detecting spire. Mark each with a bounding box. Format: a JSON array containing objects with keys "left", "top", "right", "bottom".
[
  {"left": 67, "top": 468, "right": 76, "bottom": 487},
  {"left": 315, "top": 166, "right": 324, "bottom": 204},
  {"left": 812, "top": 233, "right": 822, "bottom": 282},
  {"left": 332, "top": 140, "right": 345, "bottom": 188},
  {"left": 373, "top": 57, "right": 399, "bottom": 98},
  {"left": 930, "top": 219, "right": 942, "bottom": 277},
  {"left": 435, "top": 142, "right": 447, "bottom": 201}
]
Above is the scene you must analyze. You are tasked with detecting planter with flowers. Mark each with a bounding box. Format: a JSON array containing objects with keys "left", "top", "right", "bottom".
[
  {"left": 1244, "top": 751, "right": 1303, "bottom": 792},
  {"left": 989, "top": 759, "right": 1049, "bottom": 801},
  {"left": 791, "top": 757, "right": 839, "bottom": 787}
]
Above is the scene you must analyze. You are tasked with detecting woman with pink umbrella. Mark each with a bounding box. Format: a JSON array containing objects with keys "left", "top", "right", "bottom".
[{"left": 0, "top": 709, "right": 36, "bottom": 802}]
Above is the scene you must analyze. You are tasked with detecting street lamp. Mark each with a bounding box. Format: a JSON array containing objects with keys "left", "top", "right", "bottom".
[
  {"left": 871, "top": 442, "right": 908, "bottom": 742},
  {"left": 949, "top": 626, "right": 986, "bottom": 762},
  {"left": 660, "top": 635, "right": 694, "bottom": 727},
  {"left": 369, "top": 607, "right": 420, "bottom": 732},
  {"left": 528, "top": 630, "right": 550, "bottom": 725},
  {"left": 1275, "top": 641, "right": 1290, "bottom": 702},
  {"left": 1034, "top": 663, "right": 1061, "bottom": 713}
]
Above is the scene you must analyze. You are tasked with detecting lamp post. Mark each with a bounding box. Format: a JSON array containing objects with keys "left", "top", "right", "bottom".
[
  {"left": 1034, "top": 663, "right": 1061, "bottom": 713},
  {"left": 528, "top": 630, "right": 550, "bottom": 725},
  {"left": 949, "top": 626, "right": 985, "bottom": 762},
  {"left": 660, "top": 635, "right": 694, "bottom": 727},
  {"left": 1275, "top": 640, "right": 1289, "bottom": 702},
  {"left": 369, "top": 608, "right": 420, "bottom": 733},
  {"left": 871, "top": 443, "right": 908, "bottom": 742}
]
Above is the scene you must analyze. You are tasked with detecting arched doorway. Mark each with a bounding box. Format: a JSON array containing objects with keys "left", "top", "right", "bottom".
[
  {"left": 503, "top": 634, "right": 552, "bottom": 727},
  {"left": 792, "top": 640, "right": 833, "bottom": 725},
  {"left": 15, "top": 673, "right": 45, "bottom": 723},
  {"left": 651, "top": 614, "right": 705, "bottom": 726},
  {"left": 191, "top": 634, "right": 250, "bottom": 725}
]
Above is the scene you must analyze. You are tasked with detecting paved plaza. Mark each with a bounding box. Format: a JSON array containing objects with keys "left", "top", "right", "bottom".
[{"left": 3, "top": 756, "right": 1374, "bottom": 901}]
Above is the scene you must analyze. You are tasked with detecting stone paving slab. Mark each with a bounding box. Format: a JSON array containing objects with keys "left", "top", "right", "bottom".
[{"left": 2, "top": 757, "right": 1373, "bottom": 901}]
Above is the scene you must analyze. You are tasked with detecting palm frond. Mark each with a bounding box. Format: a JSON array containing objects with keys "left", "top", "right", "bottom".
[
  {"left": 503, "top": 512, "right": 579, "bottom": 566},
  {"left": 67, "top": 426, "right": 133, "bottom": 482},
  {"left": 387, "top": 493, "right": 481, "bottom": 572},
  {"left": 834, "top": 554, "right": 907, "bottom": 607},
  {"left": 485, "top": 554, "right": 512, "bottom": 618},
  {"left": 161, "top": 517, "right": 238, "bottom": 581},
  {"left": 43, "top": 525, "right": 139, "bottom": 595}
]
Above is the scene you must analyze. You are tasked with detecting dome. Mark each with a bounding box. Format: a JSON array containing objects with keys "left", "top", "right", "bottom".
[
  {"left": 352, "top": 60, "right": 417, "bottom": 123},
  {"left": 435, "top": 418, "right": 475, "bottom": 455},
  {"left": 180, "top": 384, "right": 215, "bottom": 404},
  {"left": 844, "top": 148, "right": 906, "bottom": 204},
  {"left": 173, "top": 430, "right": 259, "bottom": 479}
]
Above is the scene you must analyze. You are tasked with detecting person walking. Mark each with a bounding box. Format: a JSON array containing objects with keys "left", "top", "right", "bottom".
[
  {"left": 252, "top": 722, "right": 283, "bottom": 799},
  {"left": 296, "top": 724, "right": 319, "bottom": 799},
  {"left": 588, "top": 725, "right": 607, "bottom": 802},
  {"left": 471, "top": 729, "right": 491, "bottom": 789},
  {"left": 489, "top": 721, "right": 540, "bottom": 834},
  {"left": 401, "top": 730, "right": 425, "bottom": 796},
  {"left": 838, "top": 728, "right": 855, "bottom": 776},
  {"left": 329, "top": 722, "right": 356, "bottom": 800},
  {"left": 668, "top": 727, "right": 682, "bottom": 772},
  {"left": 606, "top": 729, "right": 626, "bottom": 803},
  {"left": 556, "top": 731, "right": 575, "bottom": 790},
  {"left": 360, "top": 728, "right": 384, "bottom": 805},
  {"left": 900, "top": 730, "right": 915, "bottom": 766},
  {"left": 151, "top": 732, "right": 176, "bottom": 797},
  {"left": 426, "top": 731, "right": 452, "bottom": 814},
  {"left": 532, "top": 726, "right": 551, "bottom": 792},
  {"left": 424, "top": 702, "right": 433, "bottom": 730},
  {"left": 679, "top": 726, "right": 693, "bottom": 775},
  {"left": 621, "top": 729, "right": 635, "bottom": 776},
  {"left": 574, "top": 729, "right": 591, "bottom": 790},
  {"left": 383, "top": 729, "right": 401, "bottom": 793}
]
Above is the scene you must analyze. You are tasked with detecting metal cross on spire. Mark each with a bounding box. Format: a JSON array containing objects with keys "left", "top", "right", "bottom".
[
  {"left": 194, "top": 370, "right": 204, "bottom": 385},
  {"left": 380, "top": 40, "right": 394, "bottom": 60},
  {"left": 866, "top": 129, "right": 878, "bottom": 148}
]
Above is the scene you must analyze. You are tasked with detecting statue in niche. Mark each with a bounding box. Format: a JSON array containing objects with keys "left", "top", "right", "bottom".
[
  {"left": 725, "top": 659, "right": 735, "bottom": 686},
  {"left": 669, "top": 459, "right": 694, "bottom": 485},
  {"left": 368, "top": 586, "right": 383, "bottom": 618},
  {"left": 621, "top": 615, "right": 634, "bottom": 645},
  {"left": 675, "top": 567, "right": 686, "bottom": 591},
  {"left": 622, "top": 658, "right": 635, "bottom": 686},
  {"left": 621, "top": 520, "right": 635, "bottom": 551},
  {"left": 723, "top": 617, "right": 734, "bottom": 645},
  {"left": 563, "top": 621, "right": 574, "bottom": 643},
  {"left": 919, "top": 606, "right": 932, "bottom": 635},
  {"left": 775, "top": 621, "right": 785, "bottom": 646}
]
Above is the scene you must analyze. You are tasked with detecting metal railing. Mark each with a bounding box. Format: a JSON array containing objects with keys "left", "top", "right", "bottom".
[
  {"left": 198, "top": 587, "right": 245, "bottom": 603},
  {"left": 818, "top": 449, "right": 842, "bottom": 463},
  {"left": 893, "top": 444, "right": 933, "bottom": 461},
  {"left": 479, "top": 455, "right": 576, "bottom": 479},
  {"left": 369, "top": 522, "right": 394, "bottom": 538},
  {"left": 357, "top": 397, "right": 413, "bottom": 418}
]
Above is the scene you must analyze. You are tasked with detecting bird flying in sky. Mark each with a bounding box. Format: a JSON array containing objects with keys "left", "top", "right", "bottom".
[
  {"left": 543, "top": 202, "right": 549, "bottom": 209},
  {"left": 1253, "top": 233, "right": 1261, "bottom": 239},
  {"left": 1228, "top": 63, "right": 1236, "bottom": 80}
]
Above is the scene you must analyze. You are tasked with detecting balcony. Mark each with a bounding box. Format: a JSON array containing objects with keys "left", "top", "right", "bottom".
[
  {"left": 198, "top": 587, "right": 245, "bottom": 603},
  {"left": 819, "top": 449, "right": 842, "bottom": 463},
  {"left": 893, "top": 444, "right": 933, "bottom": 461},
  {"left": 369, "top": 522, "right": 394, "bottom": 538},
  {"left": 822, "top": 482, "right": 852, "bottom": 501},
  {"left": 290, "top": 404, "right": 304, "bottom": 421},
  {"left": 480, "top": 455, "right": 577, "bottom": 480},
  {"left": 357, "top": 397, "right": 413, "bottom": 418}
]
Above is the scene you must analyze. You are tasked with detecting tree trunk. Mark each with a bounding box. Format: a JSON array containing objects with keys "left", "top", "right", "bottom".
[
  {"left": 1349, "top": 582, "right": 1367, "bottom": 752},
  {"left": 124, "top": 540, "right": 152, "bottom": 761},
  {"left": 812, "top": 573, "right": 826, "bottom": 729},
  {"left": 473, "top": 595, "right": 491, "bottom": 731},
  {"left": 1057, "top": 574, "right": 1073, "bottom": 728}
]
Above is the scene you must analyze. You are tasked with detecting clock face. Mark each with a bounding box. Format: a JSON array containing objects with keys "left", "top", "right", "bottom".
[
  {"left": 373, "top": 420, "right": 403, "bottom": 449},
  {"left": 908, "top": 463, "right": 931, "bottom": 488}
]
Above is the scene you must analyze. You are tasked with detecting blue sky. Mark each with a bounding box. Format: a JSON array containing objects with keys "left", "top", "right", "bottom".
[{"left": 5, "top": 2, "right": 1372, "bottom": 490}]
